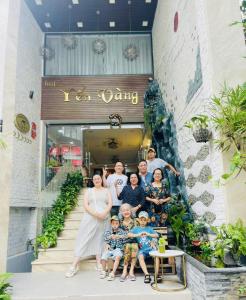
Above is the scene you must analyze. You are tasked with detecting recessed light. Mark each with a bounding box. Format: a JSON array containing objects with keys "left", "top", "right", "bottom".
[
  {"left": 72, "top": 0, "right": 79, "bottom": 4},
  {"left": 145, "top": 0, "right": 151, "bottom": 3},
  {"left": 44, "top": 22, "right": 51, "bottom": 28},
  {"left": 109, "top": 0, "right": 115, "bottom": 3},
  {"left": 142, "top": 21, "right": 148, "bottom": 27},
  {"left": 109, "top": 21, "right": 115, "bottom": 27},
  {"left": 35, "top": 0, "right": 42, "bottom": 5},
  {"left": 77, "top": 22, "right": 83, "bottom": 28}
]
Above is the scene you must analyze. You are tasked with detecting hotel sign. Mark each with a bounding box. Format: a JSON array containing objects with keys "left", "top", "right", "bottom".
[{"left": 41, "top": 75, "right": 151, "bottom": 122}]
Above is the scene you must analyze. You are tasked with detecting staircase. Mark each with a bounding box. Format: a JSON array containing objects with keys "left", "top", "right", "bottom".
[{"left": 32, "top": 189, "right": 97, "bottom": 272}]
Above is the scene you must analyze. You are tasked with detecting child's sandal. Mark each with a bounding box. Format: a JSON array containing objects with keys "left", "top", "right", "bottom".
[{"left": 144, "top": 274, "right": 151, "bottom": 283}]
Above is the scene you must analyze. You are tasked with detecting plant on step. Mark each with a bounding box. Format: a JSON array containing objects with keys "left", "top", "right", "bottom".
[
  {"left": 184, "top": 114, "right": 211, "bottom": 143},
  {"left": 167, "top": 195, "right": 191, "bottom": 247},
  {"left": 0, "top": 273, "right": 12, "bottom": 300},
  {"left": 200, "top": 241, "right": 214, "bottom": 264},
  {"left": 211, "top": 219, "right": 246, "bottom": 268},
  {"left": 34, "top": 171, "right": 83, "bottom": 256}
]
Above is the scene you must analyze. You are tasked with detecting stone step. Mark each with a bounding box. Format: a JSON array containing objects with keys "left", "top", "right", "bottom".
[
  {"left": 64, "top": 219, "right": 81, "bottom": 229},
  {"left": 38, "top": 248, "right": 74, "bottom": 259},
  {"left": 32, "top": 257, "right": 96, "bottom": 272},
  {"left": 66, "top": 211, "right": 84, "bottom": 220},
  {"left": 57, "top": 237, "right": 75, "bottom": 249},
  {"left": 60, "top": 228, "right": 78, "bottom": 239}
]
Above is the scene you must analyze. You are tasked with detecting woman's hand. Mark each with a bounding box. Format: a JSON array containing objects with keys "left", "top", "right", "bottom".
[
  {"left": 102, "top": 167, "right": 107, "bottom": 177},
  {"left": 132, "top": 206, "right": 139, "bottom": 213},
  {"left": 96, "top": 212, "right": 108, "bottom": 220}
]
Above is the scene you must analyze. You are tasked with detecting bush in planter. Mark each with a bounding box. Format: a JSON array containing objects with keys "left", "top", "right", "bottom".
[
  {"left": 185, "top": 114, "right": 211, "bottom": 143},
  {"left": 211, "top": 219, "right": 246, "bottom": 267},
  {"left": 0, "top": 273, "right": 12, "bottom": 300},
  {"left": 185, "top": 221, "right": 208, "bottom": 246},
  {"left": 35, "top": 171, "right": 83, "bottom": 255}
]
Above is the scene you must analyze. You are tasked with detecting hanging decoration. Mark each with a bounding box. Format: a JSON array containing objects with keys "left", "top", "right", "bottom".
[
  {"left": 123, "top": 0, "right": 139, "bottom": 61},
  {"left": 123, "top": 44, "right": 139, "bottom": 61},
  {"left": 92, "top": 38, "right": 106, "bottom": 54},
  {"left": 62, "top": 4, "right": 78, "bottom": 50},
  {"left": 92, "top": 10, "right": 107, "bottom": 54}
]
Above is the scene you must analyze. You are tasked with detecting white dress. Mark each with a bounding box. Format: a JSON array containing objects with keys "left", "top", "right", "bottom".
[{"left": 74, "top": 188, "right": 110, "bottom": 259}]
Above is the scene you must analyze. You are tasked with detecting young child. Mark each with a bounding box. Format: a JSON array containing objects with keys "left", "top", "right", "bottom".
[
  {"left": 128, "top": 211, "right": 159, "bottom": 283},
  {"left": 119, "top": 203, "right": 138, "bottom": 281},
  {"left": 100, "top": 215, "right": 126, "bottom": 281}
]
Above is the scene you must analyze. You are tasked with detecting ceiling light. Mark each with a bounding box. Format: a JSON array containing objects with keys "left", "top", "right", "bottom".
[
  {"left": 109, "top": 21, "right": 115, "bottom": 27},
  {"left": 44, "top": 22, "right": 51, "bottom": 28},
  {"left": 77, "top": 22, "right": 83, "bottom": 28},
  {"left": 145, "top": 0, "right": 151, "bottom": 3},
  {"left": 72, "top": 0, "right": 79, "bottom": 4},
  {"left": 109, "top": 0, "right": 115, "bottom": 3},
  {"left": 35, "top": 0, "right": 42, "bottom": 5},
  {"left": 142, "top": 21, "right": 148, "bottom": 27}
]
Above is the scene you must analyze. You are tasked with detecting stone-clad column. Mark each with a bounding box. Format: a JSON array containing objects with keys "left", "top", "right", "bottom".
[{"left": 0, "top": 0, "right": 21, "bottom": 272}]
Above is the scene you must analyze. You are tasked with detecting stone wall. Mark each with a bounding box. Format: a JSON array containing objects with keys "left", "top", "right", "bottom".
[{"left": 152, "top": 0, "right": 246, "bottom": 225}]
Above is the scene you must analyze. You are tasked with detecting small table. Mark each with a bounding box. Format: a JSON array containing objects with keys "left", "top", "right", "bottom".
[{"left": 149, "top": 249, "right": 186, "bottom": 292}]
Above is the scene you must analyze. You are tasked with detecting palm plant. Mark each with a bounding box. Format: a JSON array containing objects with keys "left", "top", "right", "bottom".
[{"left": 0, "top": 273, "right": 12, "bottom": 300}]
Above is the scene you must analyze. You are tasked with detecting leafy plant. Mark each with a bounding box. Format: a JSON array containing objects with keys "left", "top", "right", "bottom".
[
  {"left": 210, "top": 83, "right": 246, "bottom": 180},
  {"left": 200, "top": 241, "right": 213, "bottom": 263},
  {"left": 184, "top": 114, "right": 209, "bottom": 130},
  {"left": 47, "top": 158, "right": 60, "bottom": 168},
  {"left": 186, "top": 221, "right": 207, "bottom": 241},
  {"left": 0, "top": 273, "right": 12, "bottom": 300},
  {"left": 34, "top": 171, "right": 83, "bottom": 256},
  {"left": 211, "top": 219, "right": 246, "bottom": 267},
  {"left": 0, "top": 138, "right": 6, "bottom": 150}
]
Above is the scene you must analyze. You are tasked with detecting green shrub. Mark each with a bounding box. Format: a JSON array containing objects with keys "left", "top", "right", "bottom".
[{"left": 0, "top": 273, "right": 12, "bottom": 300}]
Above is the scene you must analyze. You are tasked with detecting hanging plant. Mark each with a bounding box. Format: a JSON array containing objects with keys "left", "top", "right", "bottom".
[{"left": 185, "top": 115, "right": 212, "bottom": 143}]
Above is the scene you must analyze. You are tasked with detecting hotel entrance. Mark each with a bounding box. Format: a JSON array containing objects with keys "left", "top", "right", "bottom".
[{"left": 45, "top": 123, "right": 147, "bottom": 185}]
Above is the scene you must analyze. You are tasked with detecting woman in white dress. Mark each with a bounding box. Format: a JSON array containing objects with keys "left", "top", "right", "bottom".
[{"left": 66, "top": 174, "right": 112, "bottom": 277}]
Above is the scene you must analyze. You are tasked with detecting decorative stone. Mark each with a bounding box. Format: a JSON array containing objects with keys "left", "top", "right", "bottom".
[
  {"left": 198, "top": 191, "right": 214, "bottom": 207},
  {"left": 188, "top": 194, "right": 197, "bottom": 205},
  {"left": 186, "top": 174, "right": 196, "bottom": 188},
  {"left": 196, "top": 145, "right": 209, "bottom": 161},
  {"left": 203, "top": 211, "right": 216, "bottom": 224},
  {"left": 198, "top": 165, "right": 212, "bottom": 183},
  {"left": 183, "top": 155, "right": 196, "bottom": 169}
]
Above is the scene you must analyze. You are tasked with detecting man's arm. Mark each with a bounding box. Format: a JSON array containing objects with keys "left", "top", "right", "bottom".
[{"left": 165, "top": 163, "right": 180, "bottom": 176}]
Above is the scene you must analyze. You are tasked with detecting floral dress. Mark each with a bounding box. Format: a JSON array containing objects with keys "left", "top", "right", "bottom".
[
  {"left": 145, "top": 180, "right": 170, "bottom": 226},
  {"left": 120, "top": 218, "right": 138, "bottom": 265}
]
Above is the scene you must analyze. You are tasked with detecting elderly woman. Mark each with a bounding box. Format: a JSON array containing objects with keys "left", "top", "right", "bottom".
[{"left": 145, "top": 168, "right": 171, "bottom": 226}]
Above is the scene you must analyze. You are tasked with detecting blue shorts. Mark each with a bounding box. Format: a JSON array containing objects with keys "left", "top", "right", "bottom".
[
  {"left": 101, "top": 248, "right": 123, "bottom": 261},
  {"left": 138, "top": 248, "right": 153, "bottom": 259}
]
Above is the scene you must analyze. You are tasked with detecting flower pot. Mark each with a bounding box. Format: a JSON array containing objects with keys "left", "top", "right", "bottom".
[
  {"left": 193, "top": 128, "right": 211, "bottom": 143},
  {"left": 192, "top": 240, "right": 201, "bottom": 246}
]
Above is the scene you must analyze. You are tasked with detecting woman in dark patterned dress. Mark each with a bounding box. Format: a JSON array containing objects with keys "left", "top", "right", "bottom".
[{"left": 145, "top": 168, "right": 171, "bottom": 227}]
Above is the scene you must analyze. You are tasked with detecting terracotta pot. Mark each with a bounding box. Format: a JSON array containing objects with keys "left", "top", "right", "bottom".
[{"left": 192, "top": 240, "right": 201, "bottom": 246}]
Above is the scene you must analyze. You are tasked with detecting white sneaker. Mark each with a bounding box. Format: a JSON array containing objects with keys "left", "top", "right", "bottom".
[
  {"left": 65, "top": 266, "right": 79, "bottom": 278},
  {"left": 107, "top": 272, "right": 115, "bottom": 281},
  {"left": 99, "top": 270, "right": 107, "bottom": 279}
]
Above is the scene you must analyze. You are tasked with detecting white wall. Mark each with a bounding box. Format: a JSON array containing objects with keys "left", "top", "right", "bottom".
[
  {"left": 152, "top": 0, "right": 246, "bottom": 225},
  {"left": 0, "top": 0, "right": 43, "bottom": 271}
]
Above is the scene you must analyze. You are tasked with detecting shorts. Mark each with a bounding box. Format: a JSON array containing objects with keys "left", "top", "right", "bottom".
[
  {"left": 123, "top": 243, "right": 138, "bottom": 264},
  {"left": 101, "top": 248, "right": 123, "bottom": 261},
  {"left": 138, "top": 248, "right": 153, "bottom": 259}
]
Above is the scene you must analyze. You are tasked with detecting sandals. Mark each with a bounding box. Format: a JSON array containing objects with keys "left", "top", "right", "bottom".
[{"left": 144, "top": 274, "right": 151, "bottom": 283}]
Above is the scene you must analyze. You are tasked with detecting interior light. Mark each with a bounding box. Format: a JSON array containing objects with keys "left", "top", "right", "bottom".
[
  {"left": 44, "top": 22, "right": 52, "bottom": 28},
  {"left": 72, "top": 0, "right": 79, "bottom": 4},
  {"left": 77, "top": 22, "right": 83, "bottom": 28},
  {"left": 35, "top": 0, "right": 42, "bottom": 5},
  {"left": 109, "top": 21, "right": 115, "bottom": 27},
  {"left": 142, "top": 21, "right": 148, "bottom": 27}
]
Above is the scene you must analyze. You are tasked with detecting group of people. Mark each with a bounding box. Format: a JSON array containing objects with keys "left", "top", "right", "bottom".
[{"left": 65, "top": 148, "right": 180, "bottom": 283}]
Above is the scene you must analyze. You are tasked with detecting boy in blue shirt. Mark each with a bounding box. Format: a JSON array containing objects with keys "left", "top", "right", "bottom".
[{"left": 128, "top": 211, "right": 159, "bottom": 283}]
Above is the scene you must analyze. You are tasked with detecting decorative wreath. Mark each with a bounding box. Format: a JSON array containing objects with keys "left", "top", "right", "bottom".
[{"left": 109, "top": 114, "right": 122, "bottom": 127}]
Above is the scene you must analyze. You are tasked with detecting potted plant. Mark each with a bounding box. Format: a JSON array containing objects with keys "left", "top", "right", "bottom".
[
  {"left": 185, "top": 114, "right": 212, "bottom": 143},
  {"left": 185, "top": 221, "right": 208, "bottom": 247},
  {"left": 0, "top": 273, "right": 12, "bottom": 300},
  {"left": 211, "top": 219, "right": 246, "bottom": 267}
]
